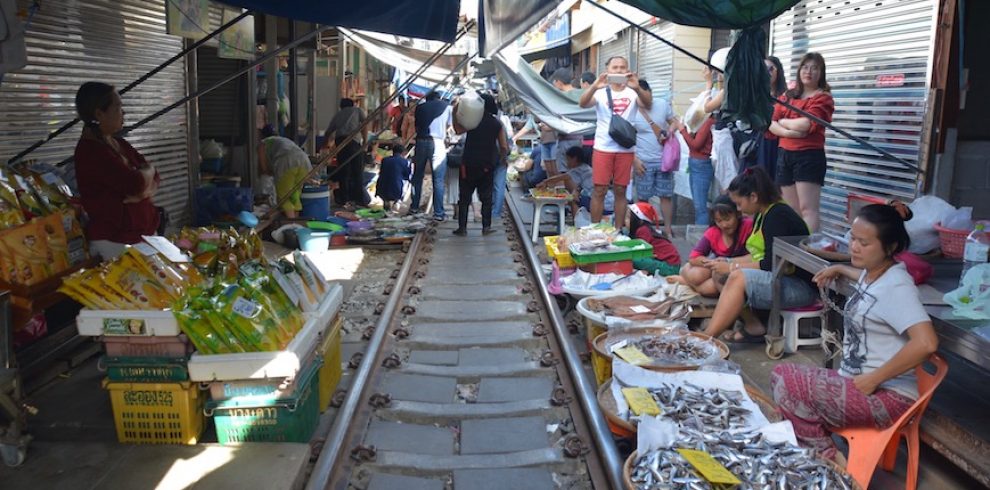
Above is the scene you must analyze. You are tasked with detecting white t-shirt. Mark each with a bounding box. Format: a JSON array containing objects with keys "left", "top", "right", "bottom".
[
  {"left": 632, "top": 99, "right": 673, "bottom": 163},
  {"left": 839, "top": 262, "right": 930, "bottom": 399},
  {"left": 428, "top": 105, "right": 453, "bottom": 140},
  {"left": 593, "top": 86, "right": 639, "bottom": 153}
]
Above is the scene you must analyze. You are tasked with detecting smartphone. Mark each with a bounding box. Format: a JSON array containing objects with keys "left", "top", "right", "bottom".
[{"left": 607, "top": 73, "right": 628, "bottom": 85}]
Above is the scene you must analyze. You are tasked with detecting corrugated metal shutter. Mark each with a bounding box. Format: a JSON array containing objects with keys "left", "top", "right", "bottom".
[
  {"left": 598, "top": 28, "right": 631, "bottom": 74},
  {"left": 636, "top": 21, "right": 675, "bottom": 101},
  {"left": 197, "top": 47, "right": 245, "bottom": 142},
  {"left": 0, "top": 0, "right": 191, "bottom": 227},
  {"left": 771, "top": 0, "right": 937, "bottom": 237}
]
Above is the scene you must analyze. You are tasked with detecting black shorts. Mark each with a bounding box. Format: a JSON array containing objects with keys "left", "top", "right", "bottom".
[{"left": 776, "top": 148, "right": 826, "bottom": 186}]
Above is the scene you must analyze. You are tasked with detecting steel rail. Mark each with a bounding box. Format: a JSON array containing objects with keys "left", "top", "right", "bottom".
[
  {"left": 505, "top": 196, "right": 623, "bottom": 490},
  {"left": 304, "top": 231, "right": 423, "bottom": 490}
]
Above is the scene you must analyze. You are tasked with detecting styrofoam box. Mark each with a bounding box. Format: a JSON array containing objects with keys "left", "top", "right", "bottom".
[
  {"left": 187, "top": 284, "right": 342, "bottom": 382},
  {"left": 77, "top": 309, "right": 181, "bottom": 337}
]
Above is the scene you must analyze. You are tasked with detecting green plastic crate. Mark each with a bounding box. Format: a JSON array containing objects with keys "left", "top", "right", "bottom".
[
  {"left": 103, "top": 356, "right": 190, "bottom": 382},
  {"left": 568, "top": 239, "right": 654, "bottom": 265},
  {"left": 206, "top": 358, "right": 322, "bottom": 444}
]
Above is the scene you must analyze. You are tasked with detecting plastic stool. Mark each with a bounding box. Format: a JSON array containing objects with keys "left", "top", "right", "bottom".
[
  {"left": 780, "top": 302, "right": 824, "bottom": 354},
  {"left": 531, "top": 198, "right": 569, "bottom": 243}
]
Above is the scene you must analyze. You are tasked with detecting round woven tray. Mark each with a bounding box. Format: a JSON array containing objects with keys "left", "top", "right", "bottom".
[
  {"left": 596, "top": 378, "right": 782, "bottom": 437},
  {"left": 592, "top": 329, "right": 730, "bottom": 373},
  {"left": 622, "top": 450, "right": 863, "bottom": 490}
]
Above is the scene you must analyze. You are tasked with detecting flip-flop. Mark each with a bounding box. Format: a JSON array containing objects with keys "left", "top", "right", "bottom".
[{"left": 721, "top": 329, "right": 766, "bottom": 344}]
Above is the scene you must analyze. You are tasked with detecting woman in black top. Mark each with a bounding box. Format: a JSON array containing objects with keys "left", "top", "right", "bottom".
[
  {"left": 452, "top": 93, "right": 509, "bottom": 236},
  {"left": 703, "top": 167, "right": 817, "bottom": 342}
]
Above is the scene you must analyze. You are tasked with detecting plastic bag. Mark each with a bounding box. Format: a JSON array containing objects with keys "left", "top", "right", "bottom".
[
  {"left": 575, "top": 208, "right": 591, "bottom": 228},
  {"left": 942, "top": 207, "right": 973, "bottom": 231},
  {"left": 661, "top": 132, "right": 680, "bottom": 172},
  {"left": 711, "top": 126, "right": 738, "bottom": 191},
  {"left": 943, "top": 263, "right": 990, "bottom": 320},
  {"left": 906, "top": 196, "right": 956, "bottom": 254},
  {"left": 895, "top": 251, "right": 933, "bottom": 285},
  {"left": 683, "top": 90, "right": 711, "bottom": 133}
]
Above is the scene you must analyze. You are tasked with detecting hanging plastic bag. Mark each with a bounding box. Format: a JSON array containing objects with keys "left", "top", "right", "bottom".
[
  {"left": 661, "top": 132, "right": 681, "bottom": 172},
  {"left": 710, "top": 126, "right": 738, "bottom": 191},
  {"left": 683, "top": 90, "right": 710, "bottom": 133},
  {"left": 944, "top": 263, "right": 990, "bottom": 320}
]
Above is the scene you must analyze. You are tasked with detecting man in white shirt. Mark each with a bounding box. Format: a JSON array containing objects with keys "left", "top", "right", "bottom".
[{"left": 578, "top": 55, "right": 653, "bottom": 226}]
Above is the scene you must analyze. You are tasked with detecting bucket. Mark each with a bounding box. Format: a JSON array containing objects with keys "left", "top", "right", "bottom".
[
  {"left": 295, "top": 228, "right": 331, "bottom": 252},
  {"left": 300, "top": 185, "right": 331, "bottom": 220}
]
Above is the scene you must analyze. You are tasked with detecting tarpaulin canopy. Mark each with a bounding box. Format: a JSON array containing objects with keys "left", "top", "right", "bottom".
[
  {"left": 479, "top": 0, "right": 560, "bottom": 56},
  {"left": 493, "top": 48, "right": 594, "bottom": 136},
  {"left": 339, "top": 28, "right": 471, "bottom": 84},
  {"left": 616, "top": 0, "right": 802, "bottom": 29},
  {"left": 216, "top": 0, "right": 461, "bottom": 42}
]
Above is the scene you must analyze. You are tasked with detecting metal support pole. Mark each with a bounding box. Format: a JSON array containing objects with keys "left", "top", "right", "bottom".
[
  {"left": 184, "top": 39, "right": 201, "bottom": 229},
  {"left": 288, "top": 20, "right": 299, "bottom": 142},
  {"left": 265, "top": 15, "right": 279, "bottom": 134}
]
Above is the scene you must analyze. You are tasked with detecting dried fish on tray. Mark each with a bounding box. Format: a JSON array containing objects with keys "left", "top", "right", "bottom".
[
  {"left": 648, "top": 383, "right": 751, "bottom": 431},
  {"left": 599, "top": 330, "right": 727, "bottom": 369},
  {"left": 625, "top": 428, "right": 859, "bottom": 490},
  {"left": 584, "top": 295, "right": 692, "bottom": 323}
]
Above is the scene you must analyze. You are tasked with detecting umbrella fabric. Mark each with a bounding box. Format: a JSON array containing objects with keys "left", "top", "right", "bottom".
[{"left": 616, "top": 0, "right": 802, "bottom": 29}]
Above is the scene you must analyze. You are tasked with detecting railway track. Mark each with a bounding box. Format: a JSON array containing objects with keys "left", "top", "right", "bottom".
[{"left": 306, "top": 198, "right": 621, "bottom": 490}]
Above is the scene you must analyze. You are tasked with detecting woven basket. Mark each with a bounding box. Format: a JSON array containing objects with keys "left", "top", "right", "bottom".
[{"left": 934, "top": 222, "right": 990, "bottom": 259}]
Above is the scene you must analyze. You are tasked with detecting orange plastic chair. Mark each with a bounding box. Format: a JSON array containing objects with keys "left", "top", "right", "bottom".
[{"left": 833, "top": 353, "right": 948, "bottom": 490}]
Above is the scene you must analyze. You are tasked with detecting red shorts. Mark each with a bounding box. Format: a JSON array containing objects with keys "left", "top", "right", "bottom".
[{"left": 591, "top": 150, "right": 635, "bottom": 186}]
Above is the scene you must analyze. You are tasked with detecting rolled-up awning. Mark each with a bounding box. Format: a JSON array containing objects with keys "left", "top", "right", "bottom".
[
  {"left": 494, "top": 47, "right": 595, "bottom": 136},
  {"left": 338, "top": 28, "right": 474, "bottom": 85}
]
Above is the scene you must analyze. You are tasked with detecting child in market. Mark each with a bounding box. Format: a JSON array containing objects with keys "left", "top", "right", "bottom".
[
  {"left": 535, "top": 146, "right": 593, "bottom": 216},
  {"left": 376, "top": 143, "right": 412, "bottom": 214},
  {"left": 629, "top": 202, "right": 681, "bottom": 276},
  {"left": 672, "top": 194, "right": 754, "bottom": 297}
]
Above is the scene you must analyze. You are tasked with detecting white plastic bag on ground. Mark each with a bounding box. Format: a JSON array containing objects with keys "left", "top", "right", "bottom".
[
  {"left": 942, "top": 207, "right": 974, "bottom": 231},
  {"left": 906, "top": 196, "right": 956, "bottom": 254},
  {"left": 711, "top": 126, "right": 738, "bottom": 191},
  {"left": 575, "top": 208, "right": 591, "bottom": 228},
  {"left": 258, "top": 175, "right": 276, "bottom": 207},
  {"left": 944, "top": 263, "right": 990, "bottom": 319}
]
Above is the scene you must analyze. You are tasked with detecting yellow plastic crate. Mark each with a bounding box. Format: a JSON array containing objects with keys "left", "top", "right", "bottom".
[
  {"left": 544, "top": 236, "right": 576, "bottom": 268},
  {"left": 103, "top": 379, "right": 205, "bottom": 445},
  {"left": 317, "top": 315, "right": 343, "bottom": 412}
]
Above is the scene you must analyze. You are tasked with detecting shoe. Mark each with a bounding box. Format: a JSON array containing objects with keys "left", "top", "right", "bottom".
[
  {"left": 434, "top": 215, "right": 446, "bottom": 222},
  {"left": 482, "top": 227, "right": 496, "bottom": 235},
  {"left": 452, "top": 228, "right": 467, "bottom": 236}
]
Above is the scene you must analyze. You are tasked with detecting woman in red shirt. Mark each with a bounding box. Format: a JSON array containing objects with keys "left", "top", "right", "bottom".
[
  {"left": 74, "top": 82, "right": 160, "bottom": 260},
  {"left": 770, "top": 52, "right": 834, "bottom": 232}
]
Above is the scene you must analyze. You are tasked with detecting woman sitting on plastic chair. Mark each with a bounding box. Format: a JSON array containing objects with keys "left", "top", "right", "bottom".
[{"left": 770, "top": 203, "right": 939, "bottom": 466}]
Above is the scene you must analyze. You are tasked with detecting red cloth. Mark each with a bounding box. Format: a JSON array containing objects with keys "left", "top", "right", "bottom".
[
  {"left": 679, "top": 116, "right": 714, "bottom": 159},
  {"left": 772, "top": 92, "right": 835, "bottom": 151},
  {"left": 634, "top": 226, "right": 681, "bottom": 266},
  {"left": 74, "top": 137, "right": 160, "bottom": 244}
]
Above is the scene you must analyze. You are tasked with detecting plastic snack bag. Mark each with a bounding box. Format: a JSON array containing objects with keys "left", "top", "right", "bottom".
[
  {"left": 0, "top": 170, "right": 25, "bottom": 230},
  {"left": 214, "top": 283, "right": 281, "bottom": 352},
  {"left": 104, "top": 255, "right": 177, "bottom": 309},
  {"left": 944, "top": 263, "right": 990, "bottom": 320},
  {"left": 0, "top": 221, "right": 51, "bottom": 285},
  {"left": 40, "top": 214, "right": 70, "bottom": 273},
  {"left": 9, "top": 172, "right": 49, "bottom": 218}
]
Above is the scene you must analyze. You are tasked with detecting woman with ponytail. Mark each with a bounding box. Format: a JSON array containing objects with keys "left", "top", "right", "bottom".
[{"left": 74, "top": 82, "right": 160, "bottom": 260}]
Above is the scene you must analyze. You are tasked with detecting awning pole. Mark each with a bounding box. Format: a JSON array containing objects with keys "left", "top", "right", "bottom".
[
  {"left": 6, "top": 9, "right": 253, "bottom": 166},
  {"left": 587, "top": 1, "right": 920, "bottom": 173}
]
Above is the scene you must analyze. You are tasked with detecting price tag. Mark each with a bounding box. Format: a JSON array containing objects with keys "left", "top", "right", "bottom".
[
  {"left": 232, "top": 297, "right": 261, "bottom": 319},
  {"left": 629, "top": 305, "right": 651, "bottom": 314},
  {"left": 677, "top": 449, "right": 741, "bottom": 486},
  {"left": 132, "top": 243, "right": 159, "bottom": 256},
  {"left": 621, "top": 387, "right": 661, "bottom": 416},
  {"left": 613, "top": 345, "right": 651, "bottom": 366}
]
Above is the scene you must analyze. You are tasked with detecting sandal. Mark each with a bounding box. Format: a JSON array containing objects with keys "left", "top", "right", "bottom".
[{"left": 720, "top": 328, "right": 766, "bottom": 344}]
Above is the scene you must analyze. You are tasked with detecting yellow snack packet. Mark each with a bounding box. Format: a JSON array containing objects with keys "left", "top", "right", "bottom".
[
  {"left": 0, "top": 221, "right": 52, "bottom": 286},
  {"left": 40, "top": 214, "right": 70, "bottom": 274},
  {"left": 125, "top": 245, "right": 187, "bottom": 292},
  {"left": 104, "top": 255, "right": 177, "bottom": 309}
]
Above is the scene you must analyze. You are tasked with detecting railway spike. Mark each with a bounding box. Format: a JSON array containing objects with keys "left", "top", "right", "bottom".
[
  {"left": 382, "top": 353, "right": 401, "bottom": 369},
  {"left": 562, "top": 435, "right": 589, "bottom": 458},
  {"left": 348, "top": 352, "right": 364, "bottom": 369},
  {"left": 330, "top": 389, "right": 347, "bottom": 408},
  {"left": 350, "top": 445, "right": 377, "bottom": 462},
  {"left": 369, "top": 393, "right": 392, "bottom": 408},
  {"left": 550, "top": 386, "right": 573, "bottom": 406}
]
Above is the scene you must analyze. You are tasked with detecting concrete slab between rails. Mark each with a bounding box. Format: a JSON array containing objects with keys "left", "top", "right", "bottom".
[
  {"left": 418, "top": 285, "right": 525, "bottom": 301},
  {"left": 426, "top": 254, "right": 519, "bottom": 269},
  {"left": 454, "top": 468, "right": 556, "bottom": 490},
  {"left": 408, "top": 350, "right": 461, "bottom": 366},
  {"left": 380, "top": 372, "right": 457, "bottom": 403},
  {"left": 427, "top": 247, "right": 516, "bottom": 259},
  {"left": 412, "top": 300, "right": 531, "bottom": 322},
  {"left": 365, "top": 420, "right": 455, "bottom": 456},
  {"left": 460, "top": 416, "right": 550, "bottom": 454},
  {"left": 370, "top": 448, "right": 564, "bottom": 471},
  {"left": 419, "top": 267, "right": 521, "bottom": 285},
  {"left": 367, "top": 473, "right": 446, "bottom": 490},
  {"left": 458, "top": 347, "right": 529, "bottom": 366},
  {"left": 400, "top": 361, "right": 547, "bottom": 377},
  {"left": 383, "top": 399, "right": 553, "bottom": 420},
  {"left": 477, "top": 377, "right": 555, "bottom": 403},
  {"left": 404, "top": 322, "right": 539, "bottom": 348}
]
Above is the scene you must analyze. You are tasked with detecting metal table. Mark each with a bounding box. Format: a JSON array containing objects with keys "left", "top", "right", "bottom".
[{"left": 769, "top": 235, "right": 990, "bottom": 370}]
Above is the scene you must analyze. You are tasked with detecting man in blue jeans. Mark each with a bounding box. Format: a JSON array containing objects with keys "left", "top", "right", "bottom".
[{"left": 410, "top": 92, "right": 453, "bottom": 220}]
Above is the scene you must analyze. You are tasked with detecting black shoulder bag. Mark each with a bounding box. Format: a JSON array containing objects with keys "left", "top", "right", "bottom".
[{"left": 606, "top": 86, "right": 637, "bottom": 149}]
